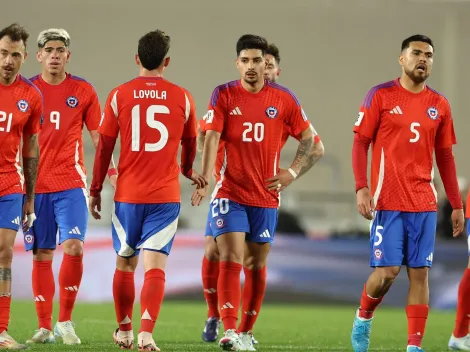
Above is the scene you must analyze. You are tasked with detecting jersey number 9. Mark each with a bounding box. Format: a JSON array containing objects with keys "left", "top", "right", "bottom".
[{"left": 131, "top": 104, "right": 169, "bottom": 152}]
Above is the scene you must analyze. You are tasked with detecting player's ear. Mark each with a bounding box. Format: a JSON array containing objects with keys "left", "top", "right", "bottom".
[
  {"left": 36, "top": 50, "right": 41, "bottom": 63},
  {"left": 135, "top": 54, "right": 140, "bottom": 66},
  {"left": 398, "top": 54, "right": 405, "bottom": 67},
  {"left": 163, "top": 56, "right": 170, "bottom": 68},
  {"left": 66, "top": 50, "right": 71, "bottom": 63},
  {"left": 277, "top": 67, "right": 281, "bottom": 78},
  {"left": 23, "top": 51, "right": 28, "bottom": 62},
  {"left": 235, "top": 57, "right": 239, "bottom": 69}
]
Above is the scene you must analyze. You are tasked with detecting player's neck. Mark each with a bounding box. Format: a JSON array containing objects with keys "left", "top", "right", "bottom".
[
  {"left": 399, "top": 74, "right": 426, "bottom": 94},
  {"left": 240, "top": 79, "right": 265, "bottom": 94},
  {"left": 41, "top": 71, "right": 67, "bottom": 85},
  {"left": 0, "top": 74, "right": 17, "bottom": 86},
  {"left": 139, "top": 67, "right": 164, "bottom": 78}
]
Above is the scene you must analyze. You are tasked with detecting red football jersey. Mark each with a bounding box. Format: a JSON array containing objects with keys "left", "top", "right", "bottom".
[
  {"left": 30, "top": 74, "right": 101, "bottom": 193},
  {"left": 0, "top": 75, "right": 43, "bottom": 197},
  {"left": 99, "top": 77, "right": 197, "bottom": 203},
  {"left": 353, "top": 78, "right": 456, "bottom": 212},
  {"left": 204, "top": 80, "right": 311, "bottom": 208}
]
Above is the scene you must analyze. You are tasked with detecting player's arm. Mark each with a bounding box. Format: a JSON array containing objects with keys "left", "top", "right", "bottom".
[
  {"left": 89, "top": 89, "right": 120, "bottom": 219},
  {"left": 180, "top": 90, "right": 206, "bottom": 188},
  {"left": 352, "top": 88, "right": 381, "bottom": 220},
  {"left": 22, "top": 93, "right": 43, "bottom": 230},
  {"left": 296, "top": 129, "right": 324, "bottom": 179},
  {"left": 434, "top": 101, "right": 464, "bottom": 236},
  {"left": 85, "top": 88, "right": 118, "bottom": 185}
]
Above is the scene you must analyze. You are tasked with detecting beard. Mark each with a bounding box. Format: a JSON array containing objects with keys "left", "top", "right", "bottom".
[{"left": 405, "top": 67, "right": 429, "bottom": 84}]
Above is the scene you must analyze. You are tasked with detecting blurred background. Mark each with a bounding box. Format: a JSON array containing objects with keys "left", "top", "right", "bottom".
[{"left": 3, "top": 0, "right": 470, "bottom": 310}]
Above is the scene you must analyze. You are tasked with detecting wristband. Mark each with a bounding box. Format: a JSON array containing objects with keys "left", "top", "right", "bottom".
[{"left": 288, "top": 168, "right": 297, "bottom": 179}]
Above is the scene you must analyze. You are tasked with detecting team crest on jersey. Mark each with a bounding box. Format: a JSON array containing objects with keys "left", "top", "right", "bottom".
[
  {"left": 17, "top": 99, "right": 29, "bottom": 112},
  {"left": 427, "top": 107, "right": 438, "bottom": 120},
  {"left": 66, "top": 96, "right": 79, "bottom": 108},
  {"left": 265, "top": 106, "right": 278, "bottom": 119},
  {"left": 24, "top": 234, "right": 34, "bottom": 244}
]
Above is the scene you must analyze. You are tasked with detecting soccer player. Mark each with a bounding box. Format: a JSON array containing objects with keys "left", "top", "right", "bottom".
[
  {"left": 89, "top": 29, "right": 205, "bottom": 351},
  {"left": 351, "top": 34, "right": 464, "bottom": 352},
  {"left": 200, "top": 42, "right": 324, "bottom": 345},
  {"left": 449, "top": 197, "right": 470, "bottom": 350},
  {"left": 24, "top": 28, "right": 117, "bottom": 345},
  {"left": 0, "top": 23, "right": 42, "bottom": 350},
  {"left": 196, "top": 34, "right": 314, "bottom": 351}
]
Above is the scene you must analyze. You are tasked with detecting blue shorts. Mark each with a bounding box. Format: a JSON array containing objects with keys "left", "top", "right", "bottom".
[
  {"left": 370, "top": 210, "right": 436, "bottom": 268},
  {"left": 112, "top": 202, "right": 180, "bottom": 258},
  {"left": 209, "top": 198, "right": 278, "bottom": 244},
  {"left": 205, "top": 209, "right": 212, "bottom": 237},
  {"left": 24, "top": 188, "right": 89, "bottom": 251},
  {"left": 0, "top": 193, "right": 23, "bottom": 232}
]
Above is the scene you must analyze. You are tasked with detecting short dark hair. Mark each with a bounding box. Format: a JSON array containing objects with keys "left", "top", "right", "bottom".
[
  {"left": 266, "top": 43, "right": 281, "bottom": 64},
  {"left": 236, "top": 34, "right": 268, "bottom": 56},
  {"left": 401, "top": 35, "right": 434, "bottom": 52},
  {"left": 137, "top": 30, "right": 170, "bottom": 71},
  {"left": 0, "top": 23, "right": 29, "bottom": 47}
]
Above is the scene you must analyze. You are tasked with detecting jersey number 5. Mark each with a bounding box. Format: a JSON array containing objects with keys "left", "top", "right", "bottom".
[
  {"left": 410, "top": 122, "right": 420, "bottom": 143},
  {"left": 131, "top": 105, "right": 169, "bottom": 152}
]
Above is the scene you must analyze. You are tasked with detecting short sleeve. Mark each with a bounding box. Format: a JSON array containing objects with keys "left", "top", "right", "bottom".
[
  {"left": 23, "top": 90, "right": 43, "bottom": 135},
  {"left": 283, "top": 92, "right": 311, "bottom": 137},
  {"left": 435, "top": 99, "right": 457, "bottom": 149},
  {"left": 182, "top": 89, "right": 198, "bottom": 139},
  {"left": 97, "top": 88, "right": 120, "bottom": 138},
  {"left": 84, "top": 86, "right": 102, "bottom": 131},
  {"left": 204, "top": 86, "right": 226, "bottom": 133},
  {"left": 353, "top": 88, "right": 381, "bottom": 139}
]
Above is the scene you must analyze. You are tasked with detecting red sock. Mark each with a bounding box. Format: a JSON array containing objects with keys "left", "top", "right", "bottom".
[
  {"left": 140, "top": 269, "right": 165, "bottom": 334},
  {"left": 113, "top": 269, "right": 135, "bottom": 331},
  {"left": 358, "top": 284, "right": 383, "bottom": 319},
  {"left": 32, "top": 260, "right": 55, "bottom": 330},
  {"left": 238, "top": 266, "right": 267, "bottom": 332},
  {"left": 202, "top": 256, "right": 220, "bottom": 319},
  {"left": 218, "top": 261, "right": 242, "bottom": 331},
  {"left": 454, "top": 268, "right": 470, "bottom": 338},
  {"left": 406, "top": 304, "right": 429, "bottom": 347},
  {"left": 0, "top": 296, "right": 11, "bottom": 333},
  {"left": 58, "top": 253, "right": 83, "bottom": 322}
]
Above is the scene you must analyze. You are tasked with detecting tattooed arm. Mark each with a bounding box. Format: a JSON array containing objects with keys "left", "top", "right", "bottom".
[
  {"left": 289, "top": 127, "right": 314, "bottom": 175},
  {"left": 297, "top": 139, "right": 325, "bottom": 178},
  {"left": 22, "top": 132, "right": 40, "bottom": 200}
]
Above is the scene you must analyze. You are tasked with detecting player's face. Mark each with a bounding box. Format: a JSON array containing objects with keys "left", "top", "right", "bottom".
[
  {"left": 264, "top": 54, "right": 281, "bottom": 82},
  {"left": 237, "top": 49, "right": 266, "bottom": 84},
  {"left": 0, "top": 36, "right": 26, "bottom": 84},
  {"left": 37, "top": 40, "right": 70, "bottom": 75},
  {"left": 400, "top": 41, "right": 433, "bottom": 84}
]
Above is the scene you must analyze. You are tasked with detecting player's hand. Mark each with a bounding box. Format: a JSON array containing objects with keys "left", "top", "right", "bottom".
[
  {"left": 451, "top": 208, "right": 465, "bottom": 237},
  {"left": 266, "top": 169, "right": 295, "bottom": 193},
  {"left": 22, "top": 198, "right": 36, "bottom": 232},
  {"left": 356, "top": 187, "right": 375, "bottom": 220},
  {"left": 109, "top": 175, "right": 117, "bottom": 189},
  {"left": 188, "top": 170, "right": 208, "bottom": 189},
  {"left": 89, "top": 195, "right": 102, "bottom": 220},
  {"left": 191, "top": 185, "right": 208, "bottom": 206}
]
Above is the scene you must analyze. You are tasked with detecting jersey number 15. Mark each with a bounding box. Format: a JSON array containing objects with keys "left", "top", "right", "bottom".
[{"left": 131, "top": 104, "right": 169, "bottom": 152}]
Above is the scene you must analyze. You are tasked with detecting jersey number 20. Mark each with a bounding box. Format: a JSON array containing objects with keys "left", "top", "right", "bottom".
[{"left": 131, "top": 105, "right": 169, "bottom": 152}]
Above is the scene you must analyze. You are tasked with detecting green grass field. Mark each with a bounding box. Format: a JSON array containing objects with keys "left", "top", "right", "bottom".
[{"left": 7, "top": 301, "right": 456, "bottom": 351}]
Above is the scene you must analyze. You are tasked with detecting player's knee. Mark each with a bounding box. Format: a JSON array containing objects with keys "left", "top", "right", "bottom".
[
  {"left": 204, "top": 240, "right": 219, "bottom": 262},
  {"left": 376, "top": 266, "right": 400, "bottom": 283},
  {"left": 116, "top": 255, "right": 138, "bottom": 272},
  {"left": 218, "top": 251, "right": 243, "bottom": 264},
  {"left": 0, "top": 242, "right": 13, "bottom": 264},
  {"left": 33, "top": 248, "right": 54, "bottom": 261},
  {"left": 63, "top": 239, "right": 83, "bottom": 256},
  {"left": 408, "top": 267, "right": 428, "bottom": 285},
  {"left": 243, "top": 255, "right": 266, "bottom": 270}
]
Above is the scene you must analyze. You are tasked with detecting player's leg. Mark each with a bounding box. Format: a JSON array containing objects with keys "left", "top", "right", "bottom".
[
  {"left": 24, "top": 193, "right": 57, "bottom": 344},
  {"left": 210, "top": 198, "right": 249, "bottom": 351},
  {"left": 52, "top": 188, "right": 88, "bottom": 345},
  {"left": 449, "top": 221, "right": 470, "bottom": 351},
  {"left": 111, "top": 201, "right": 144, "bottom": 350},
  {"left": 351, "top": 211, "right": 405, "bottom": 352},
  {"left": 201, "top": 210, "right": 221, "bottom": 342},
  {"left": 404, "top": 211, "right": 437, "bottom": 352},
  {"left": 0, "top": 193, "right": 29, "bottom": 349},
  {"left": 237, "top": 206, "right": 277, "bottom": 350},
  {"left": 136, "top": 202, "right": 180, "bottom": 351}
]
